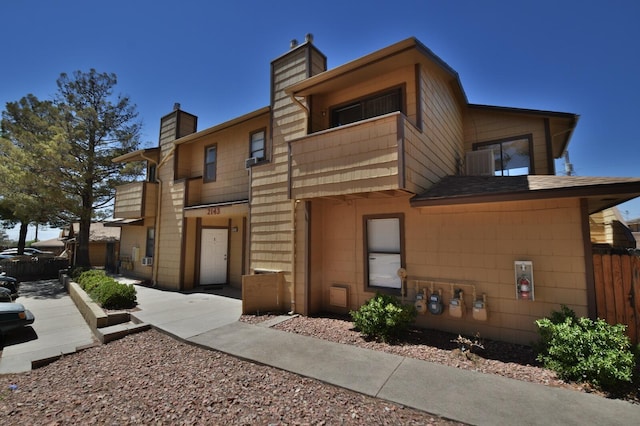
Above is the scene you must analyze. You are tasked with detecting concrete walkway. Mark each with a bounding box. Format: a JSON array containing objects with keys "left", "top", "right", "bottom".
[
  {"left": 128, "top": 284, "right": 640, "bottom": 426},
  {"left": 0, "top": 279, "right": 97, "bottom": 374}
]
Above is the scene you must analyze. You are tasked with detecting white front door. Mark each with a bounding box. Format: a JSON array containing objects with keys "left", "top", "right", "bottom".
[{"left": 200, "top": 228, "right": 228, "bottom": 285}]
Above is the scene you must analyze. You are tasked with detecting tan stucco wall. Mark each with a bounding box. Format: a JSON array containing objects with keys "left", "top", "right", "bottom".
[{"left": 311, "top": 195, "right": 588, "bottom": 345}]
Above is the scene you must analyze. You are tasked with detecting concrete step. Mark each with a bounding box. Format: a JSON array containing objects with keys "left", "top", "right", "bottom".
[{"left": 96, "top": 321, "right": 151, "bottom": 344}]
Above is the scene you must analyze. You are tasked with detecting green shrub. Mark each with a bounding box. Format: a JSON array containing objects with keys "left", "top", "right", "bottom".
[
  {"left": 535, "top": 305, "right": 636, "bottom": 391},
  {"left": 75, "top": 269, "right": 136, "bottom": 310},
  {"left": 89, "top": 280, "right": 137, "bottom": 310},
  {"left": 70, "top": 266, "right": 91, "bottom": 280},
  {"left": 76, "top": 270, "right": 109, "bottom": 293},
  {"left": 350, "top": 293, "right": 416, "bottom": 342}
]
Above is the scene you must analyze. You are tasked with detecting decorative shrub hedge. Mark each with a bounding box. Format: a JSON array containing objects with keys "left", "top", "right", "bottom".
[{"left": 76, "top": 270, "right": 137, "bottom": 310}]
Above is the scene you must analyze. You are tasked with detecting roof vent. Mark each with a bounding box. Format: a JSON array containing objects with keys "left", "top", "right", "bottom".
[{"left": 290, "top": 39, "right": 298, "bottom": 49}]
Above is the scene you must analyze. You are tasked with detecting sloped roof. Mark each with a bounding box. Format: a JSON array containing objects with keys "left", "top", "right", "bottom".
[
  {"left": 410, "top": 175, "right": 640, "bottom": 214},
  {"left": 62, "top": 222, "right": 121, "bottom": 242},
  {"left": 31, "top": 238, "right": 65, "bottom": 249}
]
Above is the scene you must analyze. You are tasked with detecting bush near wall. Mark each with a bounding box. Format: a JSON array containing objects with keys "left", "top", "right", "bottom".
[
  {"left": 536, "top": 305, "right": 637, "bottom": 392},
  {"left": 350, "top": 293, "right": 417, "bottom": 342},
  {"left": 76, "top": 270, "right": 136, "bottom": 310}
]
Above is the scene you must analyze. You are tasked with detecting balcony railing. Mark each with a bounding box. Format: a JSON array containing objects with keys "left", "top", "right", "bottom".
[
  {"left": 289, "top": 112, "right": 434, "bottom": 199},
  {"left": 113, "top": 181, "right": 158, "bottom": 218}
]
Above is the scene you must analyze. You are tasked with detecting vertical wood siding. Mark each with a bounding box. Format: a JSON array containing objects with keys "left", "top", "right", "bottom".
[{"left": 593, "top": 253, "right": 640, "bottom": 344}]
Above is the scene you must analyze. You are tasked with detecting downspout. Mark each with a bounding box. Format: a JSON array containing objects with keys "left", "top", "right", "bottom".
[
  {"left": 289, "top": 92, "right": 310, "bottom": 119},
  {"left": 290, "top": 199, "right": 299, "bottom": 314},
  {"left": 151, "top": 145, "right": 176, "bottom": 285}
]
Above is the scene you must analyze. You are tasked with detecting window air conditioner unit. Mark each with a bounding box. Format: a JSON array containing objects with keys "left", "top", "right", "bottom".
[
  {"left": 141, "top": 257, "right": 153, "bottom": 266},
  {"left": 245, "top": 157, "right": 258, "bottom": 170},
  {"left": 465, "top": 150, "right": 495, "bottom": 176}
]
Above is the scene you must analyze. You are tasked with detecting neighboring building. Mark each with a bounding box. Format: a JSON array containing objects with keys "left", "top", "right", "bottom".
[
  {"left": 62, "top": 222, "right": 121, "bottom": 270},
  {"left": 31, "top": 237, "right": 65, "bottom": 255},
  {"left": 590, "top": 207, "right": 636, "bottom": 249},
  {"left": 111, "top": 37, "right": 640, "bottom": 344}
]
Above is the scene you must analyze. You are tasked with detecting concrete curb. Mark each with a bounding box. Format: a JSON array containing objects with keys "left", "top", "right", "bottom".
[{"left": 60, "top": 274, "right": 149, "bottom": 344}]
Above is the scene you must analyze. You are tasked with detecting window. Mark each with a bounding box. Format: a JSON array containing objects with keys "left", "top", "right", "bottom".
[
  {"left": 475, "top": 135, "right": 533, "bottom": 176},
  {"left": 145, "top": 227, "right": 155, "bottom": 258},
  {"left": 331, "top": 87, "right": 403, "bottom": 127},
  {"left": 249, "top": 129, "right": 265, "bottom": 160},
  {"left": 364, "top": 214, "right": 404, "bottom": 292},
  {"left": 147, "top": 163, "right": 156, "bottom": 183},
  {"left": 204, "top": 144, "right": 217, "bottom": 182}
]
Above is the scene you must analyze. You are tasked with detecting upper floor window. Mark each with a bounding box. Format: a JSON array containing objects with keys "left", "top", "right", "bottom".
[
  {"left": 474, "top": 135, "right": 533, "bottom": 176},
  {"left": 204, "top": 144, "right": 217, "bottom": 182},
  {"left": 250, "top": 129, "right": 265, "bottom": 161},
  {"left": 147, "top": 163, "right": 156, "bottom": 183},
  {"left": 330, "top": 87, "right": 403, "bottom": 127}
]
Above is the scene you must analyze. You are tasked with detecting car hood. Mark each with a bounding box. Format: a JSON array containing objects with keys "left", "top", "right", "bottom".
[{"left": 0, "top": 303, "right": 26, "bottom": 313}]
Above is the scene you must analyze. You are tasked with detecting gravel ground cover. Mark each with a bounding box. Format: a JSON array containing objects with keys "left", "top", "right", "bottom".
[
  {"left": 0, "top": 330, "right": 462, "bottom": 425},
  {"left": 242, "top": 313, "right": 640, "bottom": 403}
]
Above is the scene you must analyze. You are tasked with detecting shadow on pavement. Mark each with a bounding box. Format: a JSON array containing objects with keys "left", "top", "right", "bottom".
[
  {"left": 17, "top": 279, "right": 66, "bottom": 300},
  {"left": 183, "top": 285, "right": 242, "bottom": 300},
  {"left": 1, "top": 326, "right": 38, "bottom": 349}
]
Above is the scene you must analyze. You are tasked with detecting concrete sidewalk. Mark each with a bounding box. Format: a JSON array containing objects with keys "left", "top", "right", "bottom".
[
  {"left": 0, "top": 280, "right": 97, "bottom": 374},
  {"left": 129, "top": 284, "right": 640, "bottom": 426}
]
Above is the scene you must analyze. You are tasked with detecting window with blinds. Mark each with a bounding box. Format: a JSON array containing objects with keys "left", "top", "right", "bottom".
[{"left": 331, "top": 88, "right": 403, "bottom": 127}]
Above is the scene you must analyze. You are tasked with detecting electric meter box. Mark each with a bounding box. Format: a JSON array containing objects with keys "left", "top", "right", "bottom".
[{"left": 515, "top": 260, "right": 534, "bottom": 301}]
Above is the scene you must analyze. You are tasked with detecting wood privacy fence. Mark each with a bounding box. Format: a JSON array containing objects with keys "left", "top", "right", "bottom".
[
  {"left": 0, "top": 258, "right": 69, "bottom": 281},
  {"left": 592, "top": 251, "right": 640, "bottom": 345}
]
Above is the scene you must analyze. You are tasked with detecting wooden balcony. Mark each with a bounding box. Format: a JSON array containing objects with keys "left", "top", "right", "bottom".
[
  {"left": 289, "top": 112, "right": 437, "bottom": 200},
  {"left": 113, "top": 181, "right": 158, "bottom": 219}
]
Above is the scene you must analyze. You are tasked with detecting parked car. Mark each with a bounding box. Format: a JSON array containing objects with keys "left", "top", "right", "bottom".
[
  {"left": 0, "top": 273, "right": 18, "bottom": 299},
  {"left": 0, "top": 248, "right": 54, "bottom": 257},
  {"left": 0, "top": 302, "right": 34, "bottom": 333},
  {"left": 0, "top": 287, "right": 13, "bottom": 302}
]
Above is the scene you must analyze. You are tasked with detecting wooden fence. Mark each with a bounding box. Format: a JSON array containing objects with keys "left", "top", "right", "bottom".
[
  {"left": 0, "top": 258, "right": 69, "bottom": 281},
  {"left": 592, "top": 251, "right": 640, "bottom": 344}
]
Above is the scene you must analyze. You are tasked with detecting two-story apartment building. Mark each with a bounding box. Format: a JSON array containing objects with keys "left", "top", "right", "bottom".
[{"left": 111, "top": 36, "right": 640, "bottom": 344}]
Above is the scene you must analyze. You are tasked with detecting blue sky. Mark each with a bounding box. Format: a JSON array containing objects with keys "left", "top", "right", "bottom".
[{"left": 2, "top": 0, "right": 639, "bottom": 240}]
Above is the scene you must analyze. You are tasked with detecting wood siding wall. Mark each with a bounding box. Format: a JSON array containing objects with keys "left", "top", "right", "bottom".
[
  {"left": 118, "top": 218, "right": 153, "bottom": 280},
  {"left": 590, "top": 209, "right": 636, "bottom": 249},
  {"left": 155, "top": 111, "right": 187, "bottom": 290},
  {"left": 114, "top": 182, "right": 158, "bottom": 219},
  {"left": 463, "top": 109, "right": 550, "bottom": 174},
  {"left": 420, "top": 64, "right": 464, "bottom": 178},
  {"left": 290, "top": 113, "right": 402, "bottom": 199},
  {"left": 249, "top": 45, "right": 324, "bottom": 282},
  {"left": 176, "top": 114, "right": 267, "bottom": 206},
  {"left": 313, "top": 196, "right": 588, "bottom": 345}
]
